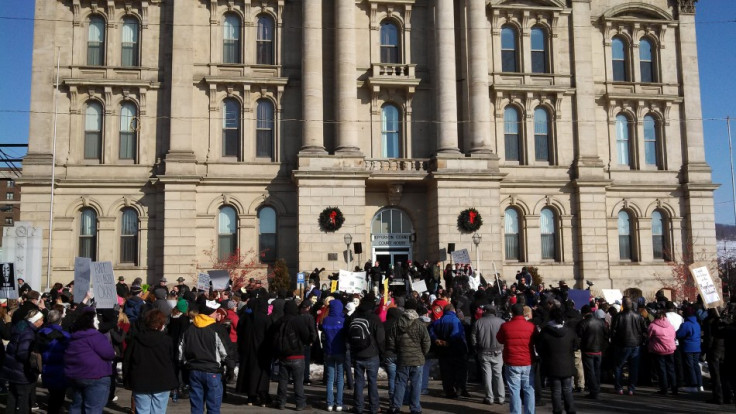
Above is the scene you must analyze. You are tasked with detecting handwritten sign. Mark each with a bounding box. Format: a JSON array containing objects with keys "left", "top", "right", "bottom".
[
  {"left": 689, "top": 263, "right": 722, "bottom": 308},
  {"left": 90, "top": 261, "right": 117, "bottom": 309},
  {"left": 338, "top": 270, "right": 367, "bottom": 294},
  {"left": 208, "top": 270, "right": 231, "bottom": 290},
  {"left": 412, "top": 279, "right": 428, "bottom": 293},
  {"left": 601, "top": 289, "right": 623, "bottom": 305},
  {"left": 451, "top": 249, "right": 472, "bottom": 265},
  {"left": 197, "top": 273, "right": 211, "bottom": 291},
  {"left": 73, "top": 257, "right": 92, "bottom": 303}
]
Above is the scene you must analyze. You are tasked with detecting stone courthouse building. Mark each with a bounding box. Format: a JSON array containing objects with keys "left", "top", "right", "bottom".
[{"left": 19, "top": 0, "right": 716, "bottom": 294}]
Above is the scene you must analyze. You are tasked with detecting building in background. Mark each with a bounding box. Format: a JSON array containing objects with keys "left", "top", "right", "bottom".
[
  {"left": 0, "top": 168, "right": 21, "bottom": 256},
  {"left": 19, "top": 0, "right": 716, "bottom": 297}
]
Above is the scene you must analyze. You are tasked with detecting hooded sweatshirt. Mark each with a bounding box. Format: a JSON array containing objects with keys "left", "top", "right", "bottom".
[
  {"left": 386, "top": 309, "right": 431, "bottom": 367},
  {"left": 179, "top": 313, "right": 228, "bottom": 373},
  {"left": 382, "top": 307, "right": 404, "bottom": 359},
  {"left": 648, "top": 317, "right": 676, "bottom": 355},
  {"left": 322, "top": 300, "right": 346, "bottom": 356},
  {"left": 535, "top": 322, "right": 577, "bottom": 378},
  {"left": 123, "top": 328, "right": 179, "bottom": 393}
]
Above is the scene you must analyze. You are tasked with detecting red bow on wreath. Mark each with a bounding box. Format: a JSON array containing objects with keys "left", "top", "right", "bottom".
[
  {"left": 329, "top": 210, "right": 337, "bottom": 224},
  {"left": 469, "top": 210, "right": 477, "bottom": 224}
]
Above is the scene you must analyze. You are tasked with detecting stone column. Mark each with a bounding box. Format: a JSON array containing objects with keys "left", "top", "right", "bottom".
[
  {"left": 467, "top": 0, "right": 492, "bottom": 154},
  {"left": 335, "top": 0, "right": 361, "bottom": 154},
  {"left": 301, "top": 0, "right": 326, "bottom": 153},
  {"left": 435, "top": 1, "right": 460, "bottom": 154}
]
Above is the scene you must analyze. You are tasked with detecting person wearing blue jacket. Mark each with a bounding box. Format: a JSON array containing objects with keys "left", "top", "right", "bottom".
[
  {"left": 321, "top": 298, "right": 346, "bottom": 412},
  {"left": 428, "top": 303, "right": 469, "bottom": 398},
  {"left": 37, "top": 310, "right": 70, "bottom": 414},
  {"left": 676, "top": 306, "right": 703, "bottom": 393}
]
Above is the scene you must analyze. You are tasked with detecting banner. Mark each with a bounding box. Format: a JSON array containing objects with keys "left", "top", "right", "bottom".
[
  {"left": 330, "top": 280, "right": 338, "bottom": 293},
  {"left": 208, "top": 270, "right": 230, "bottom": 290},
  {"left": 338, "top": 270, "right": 367, "bottom": 294},
  {"left": 568, "top": 289, "right": 590, "bottom": 310},
  {"left": 197, "top": 273, "right": 211, "bottom": 291},
  {"left": 601, "top": 289, "right": 623, "bottom": 304},
  {"left": 412, "top": 279, "right": 428, "bottom": 293},
  {"left": 689, "top": 263, "right": 722, "bottom": 307},
  {"left": 0, "top": 262, "right": 17, "bottom": 299},
  {"left": 73, "top": 257, "right": 92, "bottom": 303},
  {"left": 451, "top": 249, "right": 471, "bottom": 265},
  {"left": 90, "top": 261, "right": 117, "bottom": 309}
]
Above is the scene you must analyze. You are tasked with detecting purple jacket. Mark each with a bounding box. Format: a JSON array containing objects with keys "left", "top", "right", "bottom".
[{"left": 64, "top": 328, "right": 115, "bottom": 380}]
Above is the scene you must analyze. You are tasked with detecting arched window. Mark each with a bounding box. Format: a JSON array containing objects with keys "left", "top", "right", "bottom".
[
  {"left": 381, "top": 104, "right": 401, "bottom": 158},
  {"left": 612, "top": 36, "right": 629, "bottom": 81},
  {"left": 652, "top": 210, "right": 670, "bottom": 260},
  {"left": 120, "top": 208, "right": 138, "bottom": 265},
  {"left": 504, "top": 208, "right": 521, "bottom": 261},
  {"left": 87, "top": 15, "right": 105, "bottom": 66},
  {"left": 643, "top": 114, "right": 660, "bottom": 167},
  {"left": 618, "top": 210, "right": 633, "bottom": 260},
  {"left": 257, "top": 15, "right": 275, "bottom": 65},
  {"left": 258, "top": 207, "right": 277, "bottom": 263},
  {"left": 380, "top": 21, "right": 400, "bottom": 64},
  {"left": 85, "top": 101, "right": 103, "bottom": 160},
  {"left": 534, "top": 107, "right": 550, "bottom": 162},
  {"left": 504, "top": 106, "right": 521, "bottom": 162},
  {"left": 531, "top": 26, "right": 548, "bottom": 73},
  {"left": 222, "top": 98, "right": 240, "bottom": 157},
  {"left": 223, "top": 14, "right": 241, "bottom": 64},
  {"left": 121, "top": 17, "right": 139, "bottom": 67},
  {"left": 256, "top": 99, "right": 274, "bottom": 159},
  {"left": 540, "top": 208, "right": 557, "bottom": 260},
  {"left": 218, "top": 206, "right": 237, "bottom": 260},
  {"left": 371, "top": 208, "right": 413, "bottom": 235},
  {"left": 616, "top": 114, "right": 631, "bottom": 166},
  {"left": 119, "top": 102, "right": 137, "bottom": 160},
  {"left": 501, "top": 26, "right": 519, "bottom": 72},
  {"left": 639, "top": 38, "right": 655, "bottom": 83},
  {"left": 79, "top": 208, "right": 97, "bottom": 260}
]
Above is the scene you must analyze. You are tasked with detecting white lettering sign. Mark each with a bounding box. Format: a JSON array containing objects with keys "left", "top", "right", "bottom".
[
  {"left": 689, "top": 264, "right": 721, "bottom": 307},
  {"left": 338, "top": 270, "right": 368, "bottom": 294}
]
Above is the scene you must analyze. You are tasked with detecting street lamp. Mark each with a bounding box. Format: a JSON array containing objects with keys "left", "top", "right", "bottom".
[
  {"left": 344, "top": 233, "right": 353, "bottom": 270},
  {"left": 472, "top": 232, "right": 482, "bottom": 274}
]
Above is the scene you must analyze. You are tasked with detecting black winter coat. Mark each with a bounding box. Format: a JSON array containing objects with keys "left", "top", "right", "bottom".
[
  {"left": 611, "top": 310, "right": 647, "bottom": 348},
  {"left": 577, "top": 314, "right": 608, "bottom": 354},
  {"left": 123, "top": 328, "right": 179, "bottom": 393},
  {"left": 536, "top": 323, "right": 578, "bottom": 378}
]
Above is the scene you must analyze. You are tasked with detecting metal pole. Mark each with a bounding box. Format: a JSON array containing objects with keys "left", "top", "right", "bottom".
[
  {"left": 728, "top": 117, "right": 736, "bottom": 226},
  {"left": 46, "top": 47, "right": 61, "bottom": 291}
]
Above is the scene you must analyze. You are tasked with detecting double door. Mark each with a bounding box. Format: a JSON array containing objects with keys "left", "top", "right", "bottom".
[{"left": 373, "top": 249, "right": 410, "bottom": 273}]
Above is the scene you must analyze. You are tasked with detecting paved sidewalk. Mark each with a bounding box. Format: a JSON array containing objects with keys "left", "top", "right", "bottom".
[{"left": 3, "top": 379, "right": 734, "bottom": 414}]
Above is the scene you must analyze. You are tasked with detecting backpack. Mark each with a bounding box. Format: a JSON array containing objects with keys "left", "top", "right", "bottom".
[
  {"left": 273, "top": 320, "right": 301, "bottom": 357},
  {"left": 349, "top": 317, "right": 372, "bottom": 352}
]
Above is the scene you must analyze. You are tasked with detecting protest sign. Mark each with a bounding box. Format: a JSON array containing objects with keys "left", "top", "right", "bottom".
[
  {"left": 90, "top": 261, "right": 117, "bottom": 309},
  {"left": 208, "top": 270, "right": 230, "bottom": 290},
  {"left": 197, "top": 273, "right": 211, "bottom": 291},
  {"left": 338, "top": 270, "right": 367, "bottom": 294},
  {"left": 330, "top": 280, "right": 338, "bottom": 293},
  {"left": 601, "top": 289, "right": 623, "bottom": 304},
  {"left": 73, "top": 257, "right": 92, "bottom": 303},
  {"left": 689, "top": 263, "right": 722, "bottom": 308},
  {"left": 451, "top": 249, "right": 471, "bottom": 265},
  {"left": 568, "top": 289, "right": 590, "bottom": 310},
  {"left": 0, "top": 262, "right": 17, "bottom": 299},
  {"left": 412, "top": 279, "right": 428, "bottom": 293}
]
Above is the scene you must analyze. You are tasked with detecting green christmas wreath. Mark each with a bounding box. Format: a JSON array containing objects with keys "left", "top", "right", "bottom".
[
  {"left": 318, "top": 207, "right": 345, "bottom": 232},
  {"left": 457, "top": 208, "right": 483, "bottom": 233}
]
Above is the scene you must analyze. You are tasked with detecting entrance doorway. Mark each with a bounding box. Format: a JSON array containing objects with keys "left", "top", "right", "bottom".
[{"left": 371, "top": 208, "right": 414, "bottom": 272}]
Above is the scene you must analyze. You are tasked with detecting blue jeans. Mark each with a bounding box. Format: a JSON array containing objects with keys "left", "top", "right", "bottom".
[
  {"left": 614, "top": 346, "right": 640, "bottom": 392},
  {"left": 422, "top": 359, "right": 434, "bottom": 393},
  {"left": 69, "top": 376, "right": 111, "bottom": 414},
  {"left": 188, "top": 370, "right": 223, "bottom": 414},
  {"left": 683, "top": 352, "right": 703, "bottom": 387},
  {"left": 504, "top": 365, "right": 534, "bottom": 414},
  {"left": 354, "top": 356, "right": 380, "bottom": 413},
  {"left": 326, "top": 354, "right": 345, "bottom": 408},
  {"left": 392, "top": 365, "right": 423, "bottom": 413},
  {"left": 384, "top": 356, "right": 398, "bottom": 401},
  {"left": 134, "top": 391, "right": 170, "bottom": 414}
]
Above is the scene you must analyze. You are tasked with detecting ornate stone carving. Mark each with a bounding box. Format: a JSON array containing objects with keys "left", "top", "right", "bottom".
[
  {"left": 678, "top": 0, "right": 697, "bottom": 14},
  {"left": 388, "top": 184, "right": 403, "bottom": 206}
]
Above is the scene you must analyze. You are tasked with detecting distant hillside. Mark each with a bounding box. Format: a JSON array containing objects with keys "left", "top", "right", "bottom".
[{"left": 717, "top": 223, "right": 736, "bottom": 241}]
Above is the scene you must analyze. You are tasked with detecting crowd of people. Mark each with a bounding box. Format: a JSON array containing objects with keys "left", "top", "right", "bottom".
[{"left": 0, "top": 264, "right": 734, "bottom": 414}]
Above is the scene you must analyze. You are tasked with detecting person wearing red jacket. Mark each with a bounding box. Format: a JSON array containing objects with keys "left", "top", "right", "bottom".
[{"left": 497, "top": 303, "right": 537, "bottom": 414}]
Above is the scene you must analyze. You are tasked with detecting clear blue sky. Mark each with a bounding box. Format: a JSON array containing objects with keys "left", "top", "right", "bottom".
[{"left": 1, "top": 1, "right": 735, "bottom": 223}]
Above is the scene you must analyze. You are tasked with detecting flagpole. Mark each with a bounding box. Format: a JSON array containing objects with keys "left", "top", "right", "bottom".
[{"left": 46, "top": 47, "right": 60, "bottom": 290}]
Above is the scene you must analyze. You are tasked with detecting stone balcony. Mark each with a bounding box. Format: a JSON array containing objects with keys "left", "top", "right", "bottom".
[
  {"left": 366, "top": 63, "right": 421, "bottom": 91},
  {"left": 364, "top": 158, "right": 430, "bottom": 180}
]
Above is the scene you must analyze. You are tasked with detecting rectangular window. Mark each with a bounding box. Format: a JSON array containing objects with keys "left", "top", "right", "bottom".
[
  {"left": 223, "top": 129, "right": 239, "bottom": 157},
  {"left": 5, "top": 193, "right": 13, "bottom": 201},
  {"left": 381, "top": 46, "right": 399, "bottom": 64},
  {"left": 120, "top": 131, "right": 135, "bottom": 160},
  {"left": 259, "top": 233, "right": 277, "bottom": 262},
  {"left": 7, "top": 181, "right": 14, "bottom": 188},
  {"left": 532, "top": 51, "right": 546, "bottom": 74},
  {"left": 541, "top": 234, "right": 555, "bottom": 260},
  {"left": 505, "top": 234, "right": 519, "bottom": 260},
  {"left": 652, "top": 235, "right": 663, "bottom": 260},
  {"left": 218, "top": 235, "right": 236, "bottom": 260},
  {"left": 122, "top": 44, "right": 137, "bottom": 67},
  {"left": 224, "top": 40, "right": 239, "bottom": 64},
  {"left": 619, "top": 235, "right": 631, "bottom": 260},
  {"left": 4, "top": 218, "right": 12, "bottom": 226},
  {"left": 613, "top": 61, "right": 626, "bottom": 82},
  {"left": 84, "top": 132, "right": 101, "bottom": 160},
  {"left": 640, "top": 61, "right": 653, "bottom": 83},
  {"left": 534, "top": 115, "right": 549, "bottom": 162},
  {"left": 257, "top": 41, "right": 273, "bottom": 65},
  {"left": 79, "top": 236, "right": 96, "bottom": 260},
  {"left": 256, "top": 129, "right": 273, "bottom": 158},
  {"left": 502, "top": 51, "right": 517, "bottom": 73},
  {"left": 88, "top": 43, "right": 103, "bottom": 66},
  {"left": 120, "top": 234, "right": 137, "bottom": 264}
]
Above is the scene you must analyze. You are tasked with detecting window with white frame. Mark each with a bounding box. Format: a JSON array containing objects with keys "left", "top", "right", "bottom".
[
  {"left": 256, "top": 99, "right": 274, "bottom": 159},
  {"left": 257, "top": 15, "right": 275, "bottom": 65},
  {"left": 223, "top": 14, "right": 241, "bottom": 64},
  {"left": 540, "top": 208, "right": 557, "bottom": 260},
  {"left": 531, "top": 26, "right": 549, "bottom": 74},
  {"left": 504, "top": 208, "right": 521, "bottom": 261},
  {"left": 501, "top": 26, "right": 519, "bottom": 72},
  {"left": 218, "top": 206, "right": 237, "bottom": 260},
  {"left": 639, "top": 38, "right": 656, "bottom": 83},
  {"left": 119, "top": 102, "right": 137, "bottom": 160},
  {"left": 85, "top": 101, "right": 103, "bottom": 160},
  {"left": 79, "top": 208, "right": 97, "bottom": 260},
  {"left": 643, "top": 114, "right": 660, "bottom": 168},
  {"left": 534, "top": 107, "right": 550, "bottom": 162},
  {"left": 612, "top": 36, "right": 629, "bottom": 82},
  {"left": 120, "top": 208, "right": 138, "bottom": 265},
  {"left": 222, "top": 98, "right": 240, "bottom": 158},
  {"left": 504, "top": 106, "right": 521, "bottom": 162},
  {"left": 381, "top": 104, "right": 401, "bottom": 158},
  {"left": 87, "top": 15, "right": 105, "bottom": 66},
  {"left": 380, "top": 21, "right": 400, "bottom": 64},
  {"left": 5, "top": 193, "right": 13, "bottom": 201},
  {"left": 258, "top": 206, "right": 277, "bottom": 263},
  {"left": 618, "top": 210, "right": 633, "bottom": 260},
  {"left": 616, "top": 114, "right": 632, "bottom": 167},
  {"left": 121, "top": 17, "right": 139, "bottom": 67},
  {"left": 652, "top": 210, "right": 670, "bottom": 261}
]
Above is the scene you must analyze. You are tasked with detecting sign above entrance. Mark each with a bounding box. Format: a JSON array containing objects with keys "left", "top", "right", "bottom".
[{"left": 372, "top": 233, "right": 412, "bottom": 247}]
